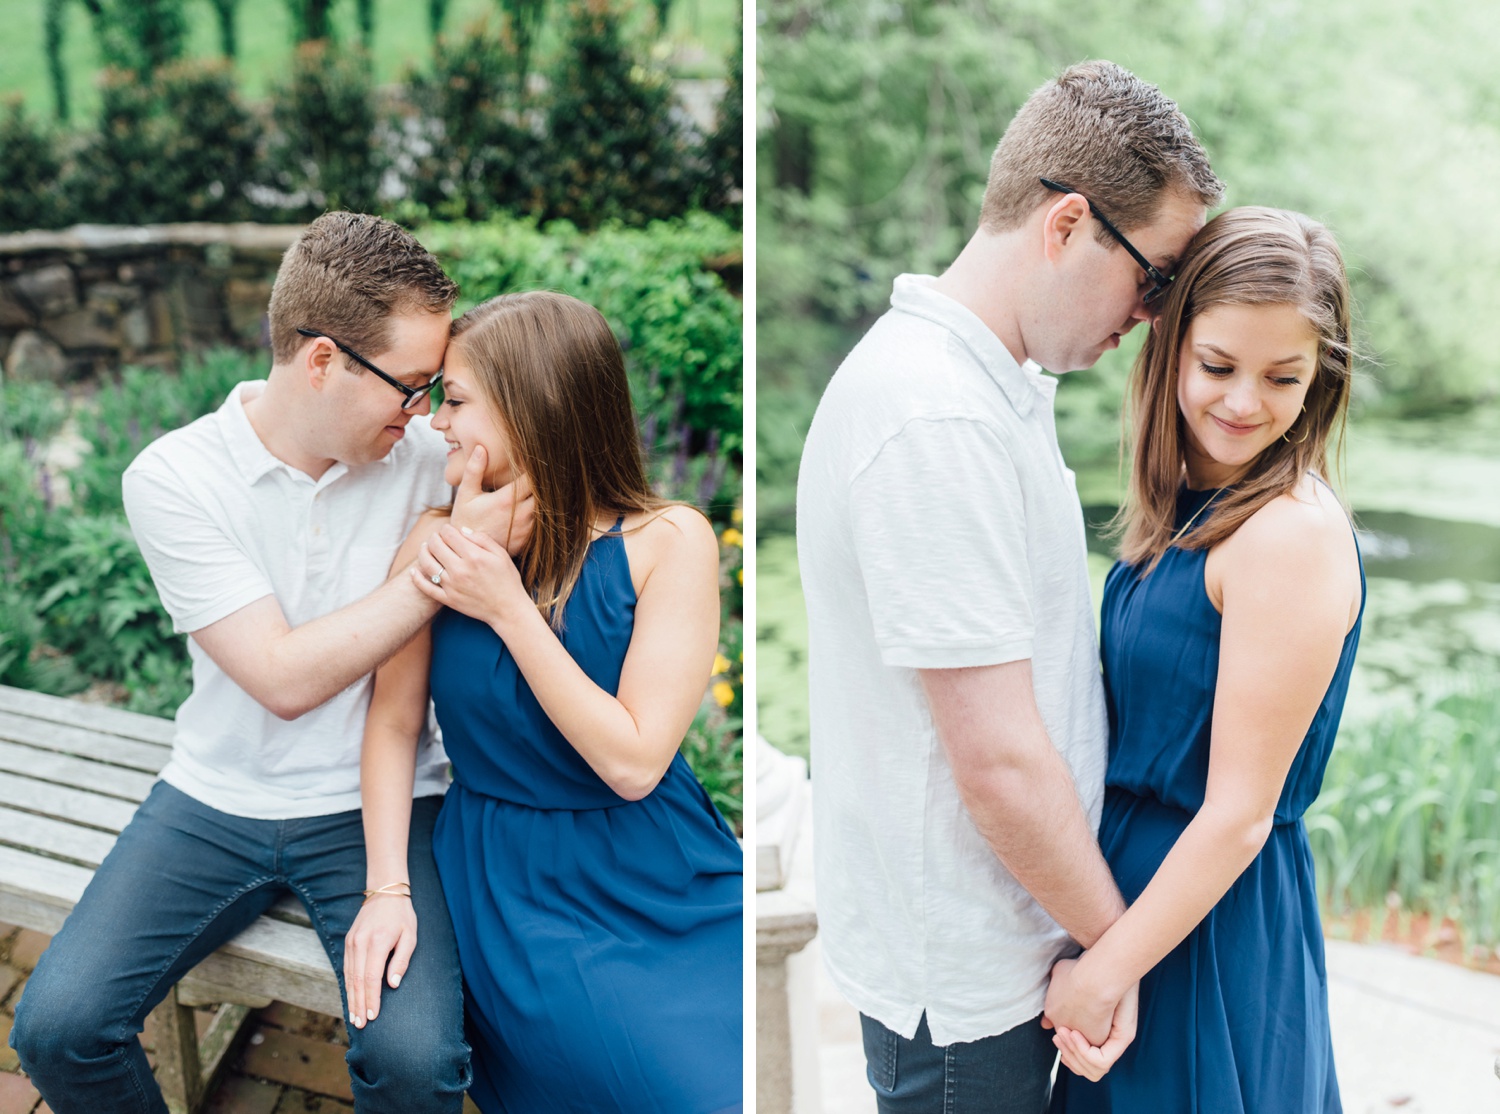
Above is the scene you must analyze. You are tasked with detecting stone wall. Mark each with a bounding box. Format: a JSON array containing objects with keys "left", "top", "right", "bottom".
[{"left": 0, "top": 224, "right": 303, "bottom": 385}]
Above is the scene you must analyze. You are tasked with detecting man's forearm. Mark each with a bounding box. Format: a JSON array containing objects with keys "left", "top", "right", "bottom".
[
  {"left": 196, "top": 570, "right": 439, "bottom": 720},
  {"left": 921, "top": 662, "right": 1123, "bottom": 948},
  {"left": 277, "top": 575, "right": 438, "bottom": 715},
  {"left": 957, "top": 731, "right": 1124, "bottom": 948}
]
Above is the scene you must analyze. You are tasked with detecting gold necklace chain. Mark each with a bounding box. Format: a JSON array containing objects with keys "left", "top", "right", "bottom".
[{"left": 1170, "top": 486, "right": 1227, "bottom": 546}]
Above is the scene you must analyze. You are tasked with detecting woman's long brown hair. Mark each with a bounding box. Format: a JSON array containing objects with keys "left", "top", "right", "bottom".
[
  {"left": 448, "top": 290, "right": 666, "bottom": 626},
  {"left": 1116, "top": 207, "right": 1354, "bottom": 573}
]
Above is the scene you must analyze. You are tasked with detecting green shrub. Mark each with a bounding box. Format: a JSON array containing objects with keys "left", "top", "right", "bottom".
[
  {"left": 64, "top": 62, "right": 262, "bottom": 224},
  {"left": 401, "top": 19, "right": 540, "bottom": 222},
  {"left": 266, "top": 42, "right": 385, "bottom": 217},
  {"left": 538, "top": 1, "right": 695, "bottom": 227},
  {"left": 695, "top": 25, "right": 743, "bottom": 224},
  {"left": 0, "top": 98, "right": 71, "bottom": 232},
  {"left": 421, "top": 213, "right": 742, "bottom": 478},
  {"left": 89, "top": 0, "right": 191, "bottom": 76}
]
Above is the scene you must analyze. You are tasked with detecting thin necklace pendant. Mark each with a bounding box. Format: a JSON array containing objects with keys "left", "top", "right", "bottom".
[{"left": 1171, "top": 486, "right": 1227, "bottom": 547}]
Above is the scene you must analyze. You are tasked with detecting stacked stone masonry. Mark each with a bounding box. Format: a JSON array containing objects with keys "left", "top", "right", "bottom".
[{"left": 0, "top": 225, "right": 303, "bottom": 386}]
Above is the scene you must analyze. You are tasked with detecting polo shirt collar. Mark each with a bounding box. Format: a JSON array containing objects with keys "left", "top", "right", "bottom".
[
  {"left": 890, "top": 274, "right": 1048, "bottom": 416},
  {"left": 219, "top": 381, "right": 354, "bottom": 487}
]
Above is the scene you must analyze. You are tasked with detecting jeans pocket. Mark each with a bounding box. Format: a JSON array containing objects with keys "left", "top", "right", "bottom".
[{"left": 859, "top": 1013, "right": 899, "bottom": 1093}]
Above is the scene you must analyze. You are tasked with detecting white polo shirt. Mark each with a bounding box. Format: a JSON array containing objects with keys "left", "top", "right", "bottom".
[
  {"left": 797, "top": 274, "right": 1109, "bottom": 1046},
  {"left": 122, "top": 380, "right": 453, "bottom": 819}
]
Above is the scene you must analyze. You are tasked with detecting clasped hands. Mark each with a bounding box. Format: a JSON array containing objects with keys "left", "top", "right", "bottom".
[{"left": 1041, "top": 955, "right": 1139, "bottom": 1082}]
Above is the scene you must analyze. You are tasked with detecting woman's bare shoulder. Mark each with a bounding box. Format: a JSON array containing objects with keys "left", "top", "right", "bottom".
[
  {"left": 1220, "top": 476, "right": 1359, "bottom": 607},
  {"left": 616, "top": 505, "right": 718, "bottom": 591}
]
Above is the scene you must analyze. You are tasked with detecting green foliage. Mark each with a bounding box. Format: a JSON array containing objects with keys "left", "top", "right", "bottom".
[
  {"left": 64, "top": 61, "right": 262, "bottom": 224},
  {"left": 267, "top": 41, "right": 385, "bottom": 216},
  {"left": 494, "top": 0, "right": 548, "bottom": 82},
  {"left": 419, "top": 213, "right": 742, "bottom": 495},
  {"left": 88, "top": 0, "right": 190, "bottom": 76},
  {"left": 0, "top": 379, "right": 69, "bottom": 447},
  {"left": 539, "top": 0, "right": 695, "bottom": 228},
  {"left": 1308, "top": 680, "right": 1500, "bottom": 950},
  {"left": 0, "top": 97, "right": 68, "bottom": 231},
  {"left": 205, "top": 0, "right": 239, "bottom": 58},
  {"left": 694, "top": 20, "right": 742, "bottom": 224},
  {"left": 680, "top": 705, "right": 742, "bottom": 832},
  {"left": 43, "top": 0, "right": 69, "bottom": 120},
  {"left": 30, "top": 513, "right": 187, "bottom": 709},
  {"left": 284, "top": 0, "right": 336, "bottom": 42},
  {"left": 401, "top": 19, "right": 539, "bottom": 222}
]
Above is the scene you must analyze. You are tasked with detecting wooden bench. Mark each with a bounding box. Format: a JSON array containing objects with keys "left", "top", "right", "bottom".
[{"left": 0, "top": 683, "right": 344, "bottom": 1113}]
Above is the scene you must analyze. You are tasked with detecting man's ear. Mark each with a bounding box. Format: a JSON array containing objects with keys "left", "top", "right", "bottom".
[
  {"left": 1041, "top": 193, "right": 1090, "bottom": 265},
  {"left": 304, "top": 336, "right": 336, "bottom": 391}
]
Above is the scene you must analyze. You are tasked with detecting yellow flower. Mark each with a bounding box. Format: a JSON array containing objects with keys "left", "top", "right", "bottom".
[
  {"left": 712, "top": 653, "right": 731, "bottom": 676},
  {"left": 711, "top": 681, "right": 736, "bottom": 707},
  {"left": 720, "top": 527, "right": 743, "bottom": 549},
  {"left": 731, "top": 507, "right": 743, "bottom": 525},
  {"left": 736, "top": 568, "right": 743, "bottom": 584}
]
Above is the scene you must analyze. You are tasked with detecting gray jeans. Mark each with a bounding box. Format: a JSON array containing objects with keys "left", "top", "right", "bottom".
[{"left": 860, "top": 1011, "right": 1055, "bottom": 1114}]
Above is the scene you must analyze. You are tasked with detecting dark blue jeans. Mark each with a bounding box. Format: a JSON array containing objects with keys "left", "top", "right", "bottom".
[
  {"left": 860, "top": 1011, "right": 1055, "bottom": 1114},
  {"left": 10, "top": 781, "right": 470, "bottom": 1114}
]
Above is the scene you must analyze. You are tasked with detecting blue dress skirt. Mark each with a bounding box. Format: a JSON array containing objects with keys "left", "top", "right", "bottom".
[
  {"left": 1052, "top": 485, "right": 1362, "bottom": 1113},
  {"left": 428, "top": 525, "right": 744, "bottom": 1113}
]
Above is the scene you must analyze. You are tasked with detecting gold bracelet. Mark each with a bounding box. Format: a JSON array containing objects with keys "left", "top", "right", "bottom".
[{"left": 362, "top": 882, "right": 412, "bottom": 902}]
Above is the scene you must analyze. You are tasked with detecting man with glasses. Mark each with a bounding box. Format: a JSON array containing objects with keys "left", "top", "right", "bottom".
[
  {"left": 12, "top": 212, "right": 518, "bottom": 1113},
  {"left": 797, "top": 61, "right": 1223, "bottom": 1110}
]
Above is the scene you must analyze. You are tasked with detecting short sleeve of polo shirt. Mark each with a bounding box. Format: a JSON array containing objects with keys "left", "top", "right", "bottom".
[
  {"left": 122, "top": 461, "right": 275, "bottom": 634},
  {"left": 849, "top": 416, "right": 1034, "bottom": 670}
]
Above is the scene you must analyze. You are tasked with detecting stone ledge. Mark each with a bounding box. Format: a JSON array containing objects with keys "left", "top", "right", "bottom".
[{"left": 0, "top": 223, "right": 305, "bottom": 259}]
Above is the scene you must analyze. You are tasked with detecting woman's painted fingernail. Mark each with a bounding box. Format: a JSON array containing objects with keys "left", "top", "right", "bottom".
[
  {"left": 461, "top": 527, "right": 473, "bottom": 535},
  {"left": 367, "top": 1008, "right": 376, "bottom": 1020},
  {"left": 391, "top": 974, "right": 401, "bottom": 987}
]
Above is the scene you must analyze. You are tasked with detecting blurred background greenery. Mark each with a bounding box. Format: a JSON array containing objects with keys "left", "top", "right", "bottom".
[{"left": 757, "top": 0, "right": 1500, "bottom": 953}]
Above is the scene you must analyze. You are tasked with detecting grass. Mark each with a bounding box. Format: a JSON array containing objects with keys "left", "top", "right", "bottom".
[{"left": 0, "top": 0, "right": 736, "bottom": 121}]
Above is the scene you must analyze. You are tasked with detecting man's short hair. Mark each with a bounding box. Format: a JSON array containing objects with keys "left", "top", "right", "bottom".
[
  {"left": 978, "top": 60, "right": 1223, "bottom": 239},
  {"left": 267, "top": 211, "right": 459, "bottom": 364}
]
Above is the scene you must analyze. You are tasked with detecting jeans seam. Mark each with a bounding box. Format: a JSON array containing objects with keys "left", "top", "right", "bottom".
[
  {"left": 944, "top": 1041, "right": 956, "bottom": 1114},
  {"left": 115, "top": 874, "right": 278, "bottom": 1043}
]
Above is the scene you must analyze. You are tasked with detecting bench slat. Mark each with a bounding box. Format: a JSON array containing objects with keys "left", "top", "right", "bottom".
[
  {"left": 0, "top": 739, "right": 157, "bottom": 801},
  {"left": 0, "top": 709, "right": 172, "bottom": 772},
  {"left": 192, "top": 918, "right": 344, "bottom": 1017},
  {"left": 0, "top": 770, "right": 139, "bottom": 833},
  {"left": 0, "top": 803, "right": 117, "bottom": 868},
  {"left": 0, "top": 684, "right": 176, "bottom": 745},
  {"left": 0, "top": 844, "right": 340, "bottom": 1014}
]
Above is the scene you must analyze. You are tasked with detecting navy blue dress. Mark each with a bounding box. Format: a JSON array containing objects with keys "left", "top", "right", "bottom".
[
  {"left": 1053, "top": 485, "right": 1362, "bottom": 1113},
  {"left": 428, "top": 523, "right": 744, "bottom": 1114}
]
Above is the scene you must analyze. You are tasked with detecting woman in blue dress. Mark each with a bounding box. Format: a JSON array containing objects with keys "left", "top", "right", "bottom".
[
  {"left": 1046, "top": 208, "right": 1363, "bottom": 1112},
  {"left": 344, "top": 290, "right": 743, "bottom": 1113}
]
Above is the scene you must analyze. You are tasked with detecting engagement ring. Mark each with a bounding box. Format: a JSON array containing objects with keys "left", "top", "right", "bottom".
[{"left": 430, "top": 569, "right": 444, "bottom": 586}]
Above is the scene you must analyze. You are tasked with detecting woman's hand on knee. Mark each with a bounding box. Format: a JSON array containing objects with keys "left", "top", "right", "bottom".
[{"left": 343, "top": 897, "right": 418, "bottom": 1029}]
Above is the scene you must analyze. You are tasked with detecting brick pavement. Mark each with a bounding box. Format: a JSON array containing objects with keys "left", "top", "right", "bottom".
[{"left": 0, "top": 923, "right": 482, "bottom": 1114}]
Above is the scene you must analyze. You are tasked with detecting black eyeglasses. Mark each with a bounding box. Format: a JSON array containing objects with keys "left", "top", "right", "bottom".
[
  {"left": 1039, "top": 178, "right": 1174, "bottom": 304},
  {"left": 296, "top": 327, "right": 443, "bottom": 411}
]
